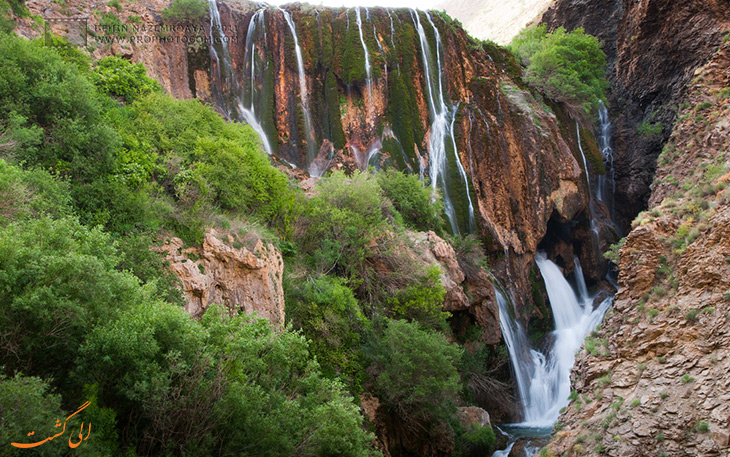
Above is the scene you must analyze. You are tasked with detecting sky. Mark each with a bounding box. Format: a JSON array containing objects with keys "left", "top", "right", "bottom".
[{"left": 266, "top": 0, "right": 443, "bottom": 10}]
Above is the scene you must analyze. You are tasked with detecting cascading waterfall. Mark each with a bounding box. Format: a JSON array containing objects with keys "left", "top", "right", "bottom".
[
  {"left": 597, "top": 101, "right": 616, "bottom": 222},
  {"left": 280, "top": 8, "right": 317, "bottom": 171},
  {"left": 494, "top": 254, "right": 612, "bottom": 434},
  {"left": 207, "top": 1, "right": 274, "bottom": 155},
  {"left": 239, "top": 9, "right": 273, "bottom": 156},
  {"left": 575, "top": 122, "right": 591, "bottom": 192},
  {"left": 355, "top": 7, "right": 373, "bottom": 102},
  {"left": 449, "top": 105, "right": 476, "bottom": 232},
  {"left": 411, "top": 10, "right": 475, "bottom": 235},
  {"left": 207, "top": 0, "right": 236, "bottom": 113}
]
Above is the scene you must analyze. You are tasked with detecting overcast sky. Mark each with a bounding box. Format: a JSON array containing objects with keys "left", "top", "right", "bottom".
[{"left": 266, "top": 0, "right": 443, "bottom": 10}]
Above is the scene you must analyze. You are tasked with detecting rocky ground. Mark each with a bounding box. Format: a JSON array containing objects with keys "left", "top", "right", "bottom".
[{"left": 542, "top": 40, "right": 730, "bottom": 457}]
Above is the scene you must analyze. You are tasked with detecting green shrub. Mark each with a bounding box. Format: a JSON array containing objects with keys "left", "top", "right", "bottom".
[
  {"left": 285, "top": 275, "right": 368, "bottom": 384},
  {"left": 0, "top": 159, "right": 73, "bottom": 225},
  {"left": 681, "top": 374, "right": 695, "bottom": 384},
  {"left": 91, "top": 56, "right": 161, "bottom": 102},
  {"left": 374, "top": 319, "right": 462, "bottom": 425},
  {"left": 0, "top": 33, "right": 118, "bottom": 181},
  {"left": 459, "top": 423, "right": 496, "bottom": 456},
  {"left": 637, "top": 120, "right": 663, "bottom": 138},
  {"left": 0, "top": 373, "right": 68, "bottom": 457},
  {"left": 161, "top": 0, "right": 208, "bottom": 24},
  {"left": 510, "top": 25, "right": 607, "bottom": 120},
  {"left": 300, "top": 171, "right": 393, "bottom": 281},
  {"left": 113, "top": 93, "right": 298, "bottom": 240},
  {"left": 376, "top": 169, "right": 444, "bottom": 232},
  {"left": 604, "top": 237, "right": 625, "bottom": 264},
  {"left": 387, "top": 265, "right": 449, "bottom": 331}
]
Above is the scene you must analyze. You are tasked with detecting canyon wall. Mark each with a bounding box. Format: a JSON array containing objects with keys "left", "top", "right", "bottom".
[
  {"left": 542, "top": 0, "right": 730, "bottom": 231},
  {"left": 542, "top": 39, "right": 730, "bottom": 457},
  {"left": 539, "top": 1, "right": 730, "bottom": 455}
]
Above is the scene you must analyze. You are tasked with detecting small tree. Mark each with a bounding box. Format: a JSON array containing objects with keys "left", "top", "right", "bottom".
[
  {"left": 161, "top": 0, "right": 208, "bottom": 24},
  {"left": 510, "top": 25, "right": 608, "bottom": 122},
  {"left": 374, "top": 319, "right": 462, "bottom": 425}
]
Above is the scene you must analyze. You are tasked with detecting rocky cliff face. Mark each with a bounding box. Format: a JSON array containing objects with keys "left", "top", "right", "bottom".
[
  {"left": 155, "top": 229, "right": 286, "bottom": 327},
  {"left": 541, "top": 39, "right": 730, "bottom": 457},
  {"left": 542, "top": 0, "right": 730, "bottom": 231},
  {"left": 20, "top": 0, "right": 613, "bottom": 330}
]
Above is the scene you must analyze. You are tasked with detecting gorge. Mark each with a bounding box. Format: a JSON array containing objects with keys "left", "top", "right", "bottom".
[{"left": 2, "top": 0, "right": 729, "bottom": 456}]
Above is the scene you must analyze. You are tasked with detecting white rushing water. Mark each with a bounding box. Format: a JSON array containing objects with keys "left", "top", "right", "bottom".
[
  {"left": 597, "top": 101, "right": 616, "bottom": 221},
  {"left": 239, "top": 9, "right": 274, "bottom": 156},
  {"left": 355, "top": 7, "right": 373, "bottom": 102},
  {"left": 495, "top": 254, "right": 612, "bottom": 429},
  {"left": 207, "top": 0, "right": 235, "bottom": 103},
  {"left": 575, "top": 121, "right": 591, "bottom": 192},
  {"left": 411, "top": 10, "right": 475, "bottom": 235},
  {"left": 208, "top": 1, "right": 273, "bottom": 155},
  {"left": 280, "top": 8, "right": 317, "bottom": 169}
]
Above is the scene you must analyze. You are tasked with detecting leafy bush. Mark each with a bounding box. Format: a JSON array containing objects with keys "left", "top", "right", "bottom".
[
  {"left": 374, "top": 319, "right": 462, "bottom": 424},
  {"left": 637, "top": 120, "right": 663, "bottom": 138},
  {"left": 285, "top": 275, "right": 368, "bottom": 384},
  {"left": 0, "top": 33, "right": 118, "bottom": 181},
  {"left": 0, "top": 374, "right": 67, "bottom": 457},
  {"left": 161, "top": 0, "right": 208, "bottom": 24},
  {"left": 459, "top": 423, "right": 497, "bottom": 457},
  {"left": 112, "top": 93, "right": 298, "bottom": 241},
  {"left": 299, "top": 171, "right": 394, "bottom": 281},
  {"left": 387, "top": 265, "right": 450, "bottom": 331},
  {"left": 91, "top": 56, "right": 161, "bottom": 102},
  {"left": 0, "top": 159, "right": 73, "bottom": 224},
  {"left": 376, "top": 169, "right": 444, "bottom": 232},
  {"left": 510, "top": 25, "right": 608, "bottom": 120}
]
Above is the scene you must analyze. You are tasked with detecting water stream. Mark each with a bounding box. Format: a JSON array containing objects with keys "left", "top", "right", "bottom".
[
  {"left": 355, "top": 7, "right": 373, "bottom": 102},
  {"left": 492, "top": 254, "right": 612, "bottom": 454},
  {"left": 239, "top": 9, "right": 274, "bottom": 156},
  {"left": 280, "top": 8, "right": 317, "bottom": 171},
  {"left": 411, "top": 10, "right": 475, "bottom": 235},
  {"left": 597, "top": 101, "right": 616, "bottom": 223}
]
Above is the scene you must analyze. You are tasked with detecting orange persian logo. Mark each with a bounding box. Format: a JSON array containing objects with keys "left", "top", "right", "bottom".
[{"left": 11, "top": 401, "right": 92, "bottom": 449}]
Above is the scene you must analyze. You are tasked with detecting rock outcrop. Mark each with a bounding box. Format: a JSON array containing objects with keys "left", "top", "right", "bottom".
[
  {"left": 408, "top": 230, "right": 501, "bottom": 344},
  {"left": 155, "top": 229, "right": 285, "bottom": 327},
  {"left": 542, "top": 40, "right": 730, "bottom": 457}
]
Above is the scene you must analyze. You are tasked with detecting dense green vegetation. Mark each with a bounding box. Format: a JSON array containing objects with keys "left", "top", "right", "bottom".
[
  {"left": 161, "top": 0, "right": 209, "bottom": 24},
  {"left": 0, "top": 25, "right": 499, "bottom": 456},
  {"left": 510, "top": 25, "right": 608, "bottom": 121}
]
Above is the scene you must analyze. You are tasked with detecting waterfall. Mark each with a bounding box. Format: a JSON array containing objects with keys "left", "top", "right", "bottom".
[
  {"left": 280, "top": 8, "right": 317, "bottom": 170},
  {"left": 239, "top": 9, "right": 273, "bottom": 156},
  {"left": 449, "top": 105, "right": 476, "bottom": 232},
  {"left": 494, "top": 254, "right": 612, "bottom": 428},
  {"left": 207, "top": 1, "right": 273, "bottom": 155},
  {"left": 411, "top": 10, "right": 475, "bottom": 235},
  {"left": 355, "top": 7, "right": 373, "bottom": 102},
  {"left": 597, "top": 101, "right": 616, "bottom": 221},
  {"left": 386, "top": 8, "right": 396, "bottom": 49},
  {"left": 575, "top": 121, "right": 591, "bottom": 192},
  {"left": 494, "top": 284, "right": 537, "bottom": 418},
  {"left": 207, "top": 0, "right": 236, "bottom": 113}
]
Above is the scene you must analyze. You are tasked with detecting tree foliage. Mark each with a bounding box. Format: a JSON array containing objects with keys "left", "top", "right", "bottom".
[
  {"left": 91, "top": 56, "right": 161, "bottom": 102},
  {"left": 374, "top": 319, "right": 462, "bottom": 424},
  {"left": 510, "top": 25, "right": 607, "bottom": 121}
]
